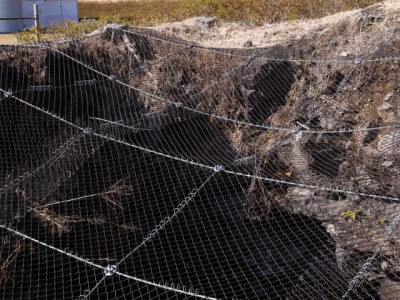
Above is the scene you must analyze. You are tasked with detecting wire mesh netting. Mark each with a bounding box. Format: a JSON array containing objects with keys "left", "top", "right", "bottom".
[{"left": 0, "top": 9, "right": 400, "bottom": 300}]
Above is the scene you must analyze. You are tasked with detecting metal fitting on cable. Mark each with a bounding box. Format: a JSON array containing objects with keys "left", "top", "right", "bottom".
[
  {"left": 3, "top": 90, "right": 12, "bottom": 98},
  {"left": 213, "top": 165, "right": 225, "bottom": 172},
  {"left": 83, "top": 127, "right": 93, "bottom": 134},
  {"left": 248, "top": 53, "right": 257, "bottom": 61},
  {"left": 104, "top": 264, "right": 117, "bottom": 276}
]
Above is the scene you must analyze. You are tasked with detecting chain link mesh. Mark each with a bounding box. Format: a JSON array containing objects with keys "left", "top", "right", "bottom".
[{"left": 0, "top": 7, "right": 399, "bottom": 299}]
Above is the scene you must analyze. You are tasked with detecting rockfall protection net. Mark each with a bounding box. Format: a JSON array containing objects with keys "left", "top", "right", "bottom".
[{"left": 0, "top": 20, "right": 399, "bottom": 300}]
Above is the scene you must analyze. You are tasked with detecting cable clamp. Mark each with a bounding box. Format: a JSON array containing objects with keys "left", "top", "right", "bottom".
[
  {"left": 214, "top": 165, "right": 225, "bottom": 172},
  {"left": 3, "top": 90, "right": 13, "bottom": 98},
  {"left": 83, "top": 127, "right": 94, "bottom": 134},
  {"left": 104, "top": 265, "right": 117, "bottom": 276}
]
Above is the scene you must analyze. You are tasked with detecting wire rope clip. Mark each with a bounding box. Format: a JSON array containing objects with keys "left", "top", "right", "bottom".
[
  {"left": 3, "top": 90, "right": 13, "bottom": 98},
  {"left": 213, "top": 165, "right": 225, "bottom": 172},
  {"left": 83, "top": 127, "right": 94, "bottom": 134},
  {"left": 104, "top": 264, "right": 117, "bottom": 276},
  {"left": 174, "top": 101, "right": 183, "bottom": 108},
  {"left": 248, "top": 53, "right": 257, "bottom": 61}
]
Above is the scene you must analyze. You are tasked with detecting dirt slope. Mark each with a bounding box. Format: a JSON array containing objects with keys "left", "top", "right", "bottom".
[
  {"left": 155, "top": 0, "right": 399, "bottom": 51},
  {"left": 146, "top": 1, "right": 400, "bottom": 295},
  {"left": 0, "top": 1, "right": 400, "bottom": 298}
]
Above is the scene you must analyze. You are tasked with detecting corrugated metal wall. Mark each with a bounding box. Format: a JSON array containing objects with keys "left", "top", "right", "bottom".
[{"left": 0, "top": 0, "right": 23, "bottom": 33}]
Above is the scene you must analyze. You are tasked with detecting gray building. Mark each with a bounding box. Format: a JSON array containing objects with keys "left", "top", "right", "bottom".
[{"left": 0, "top": 0, "right": 78, "bottom": 33}]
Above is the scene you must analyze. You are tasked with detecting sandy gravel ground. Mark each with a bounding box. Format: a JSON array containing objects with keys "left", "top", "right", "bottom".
[{"left": 0, "top": 34, "right": 18, "bottom": 45}]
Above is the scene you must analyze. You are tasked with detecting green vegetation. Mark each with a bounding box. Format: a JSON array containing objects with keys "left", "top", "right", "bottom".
[
  {"left": 79, "top": 0, "right": 382, "bottom": 24},
  {"left": 340, "top": 210, "right": 362, "bottom": 221}
]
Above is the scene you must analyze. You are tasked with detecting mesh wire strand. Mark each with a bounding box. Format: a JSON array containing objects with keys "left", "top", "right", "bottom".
[{"left": 0, "top": 18, "right": 400, "bottom": 300}]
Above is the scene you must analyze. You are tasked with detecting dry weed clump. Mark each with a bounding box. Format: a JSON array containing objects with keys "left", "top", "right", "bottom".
[
  {"left": 78, "top": 0, "right": 192, "bottom": 26},
  {"left": 0, "top": 236, "right": 23, "bottom": 284},
  {"left": 26, "top": 181, "right": 134, "bottom": 236},
  {"left": 16, "top": 0, "right": 383, "bottom": 43},
  {"left": 78, "top": 0, "right": 382, "bottom": 24}
]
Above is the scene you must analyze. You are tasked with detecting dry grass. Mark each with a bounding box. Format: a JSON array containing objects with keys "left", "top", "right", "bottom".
[
  {"left": 25, "top": 181, "right": 134, "bottom": 236},
  {"left": 78, "top": 0, "right": 190, "bottom": 25},
  {"left": 78, "top": 0, "right": 383, "bottom": 25},
  {"left": 15, "top": 0, "right": 383, "bottom": 43},
  {"left": 0, "top": 236, "right": 22, "bottom": 284}
]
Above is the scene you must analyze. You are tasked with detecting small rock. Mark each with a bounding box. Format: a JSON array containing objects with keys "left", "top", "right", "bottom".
[
  {"left": 327, "top": 224, "right": 338, "bottom": 236},
  {"left": 340, "top": 51, "right": 349, "bottom": 57},
  {"left": 384, "top": 92, "right": 394, "bottom": 101},
  {"left": 197, "top": 17, "right": 218, "bottom": 29},
  {"left": 244, "top": 40, "right": 253, "bottom": 48},
  {"left": 381, "top": 261, "right": 390, "bottom": 271},
  {"left": 381, "top": 161, "right": 393, "bottom": 168},
  {"left": 378, "top": 102, "right": 394, "bottom": 112}
]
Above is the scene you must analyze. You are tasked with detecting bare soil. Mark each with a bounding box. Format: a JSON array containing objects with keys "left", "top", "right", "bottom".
[{"left": 0, "top": 34, "right": 18, "bottom": 45}]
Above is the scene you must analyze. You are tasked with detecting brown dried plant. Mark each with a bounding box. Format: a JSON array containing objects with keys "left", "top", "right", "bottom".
[{"left": 26, "top": 181, "right": 134, "bottom": 236}]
